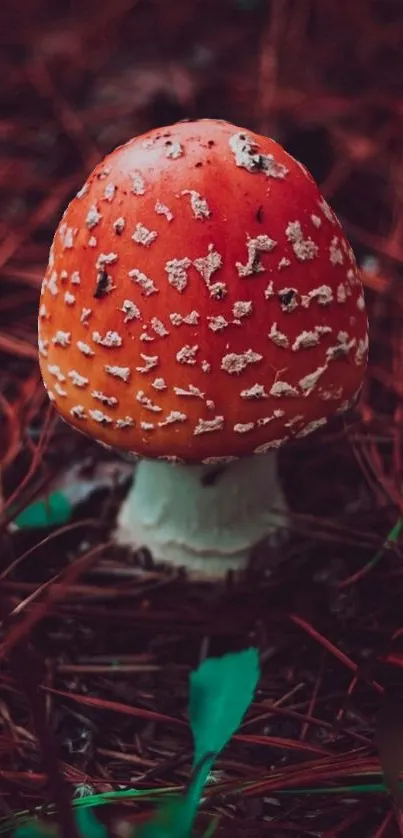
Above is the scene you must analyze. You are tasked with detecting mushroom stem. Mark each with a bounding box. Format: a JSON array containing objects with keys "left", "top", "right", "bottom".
[{"left": 114, "top": 451, "right": 288, "bottom": 577}]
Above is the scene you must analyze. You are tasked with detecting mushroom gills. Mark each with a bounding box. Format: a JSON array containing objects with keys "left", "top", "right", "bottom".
[{"left": 114, "top": 450, "right": 288, "bottom": 578}]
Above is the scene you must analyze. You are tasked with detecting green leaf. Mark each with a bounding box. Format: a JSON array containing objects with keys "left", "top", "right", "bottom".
[
  {"left": 182, "top": 647, "right": 260, "bottom": 833},
  {"left": 135, "top": 798, "right": 187, "bottom": 838},
  {"left": 14, "top": 492, "right": 72, "bottom": 530},
  {"left": 189, "top": 647, "right": 260, "bottom": 768},
  {"left": 137, "top": 648, "right": 260, "bottom": 838},
  {"left": 13, "top": 821, "right": 58, "bottom": 838},
  {"left": 75, "top": 808, "right": 108, "bottom": 838}
]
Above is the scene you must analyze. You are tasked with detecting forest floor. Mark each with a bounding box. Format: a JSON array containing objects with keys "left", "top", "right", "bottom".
[{"left": 2, "top": 1, "right": 403, "bottom": 836}]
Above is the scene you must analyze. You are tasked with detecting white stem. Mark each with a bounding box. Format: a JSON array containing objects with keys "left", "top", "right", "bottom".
[{"left": 114, "top": 452, "right": 288, "bottom": 578}]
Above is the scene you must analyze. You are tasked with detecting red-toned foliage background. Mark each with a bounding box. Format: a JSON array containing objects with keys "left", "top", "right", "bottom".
[{"left": 2, "top": 1, "right": 403, "bottom": 836}]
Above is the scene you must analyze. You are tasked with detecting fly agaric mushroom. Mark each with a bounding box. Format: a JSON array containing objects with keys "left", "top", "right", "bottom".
[{"left": 38, "top": 118, "right": 368, "bottom": 575}]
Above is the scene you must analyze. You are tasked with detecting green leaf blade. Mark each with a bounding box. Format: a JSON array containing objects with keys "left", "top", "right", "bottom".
[
  {"left": 136, "top": 798, "right": 188, "bottom": 838},
  {"left": 189, "top": 647, "right": 260, "bottom": 768},
  {"left": 75, "top": 809, "right": 108, "bottom": 838},
  {"left": 13, "top": 822, "right": 57, "bottom": 838},
  {"left": 14, "top": 492, "right": 72, "bottom": 530}
]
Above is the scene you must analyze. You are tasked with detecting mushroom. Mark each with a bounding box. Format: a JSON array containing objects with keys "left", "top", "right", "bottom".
[{"left": 38, "top": 118, "right": 369, "bottom": 576}]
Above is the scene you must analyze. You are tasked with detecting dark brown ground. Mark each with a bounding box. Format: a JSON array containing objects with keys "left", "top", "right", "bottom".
[{"left": 2, "top": 1, "right": 403, "bottom": 836}]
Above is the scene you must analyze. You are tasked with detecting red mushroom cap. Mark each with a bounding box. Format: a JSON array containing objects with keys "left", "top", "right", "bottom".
[{"left": 38, "top": 119, "right": 368, "bottom": 463}]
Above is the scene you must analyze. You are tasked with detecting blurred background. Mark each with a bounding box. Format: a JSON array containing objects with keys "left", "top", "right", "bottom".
[{"left": 2, "top": 1, "right": 403, "bottom": 836}]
